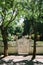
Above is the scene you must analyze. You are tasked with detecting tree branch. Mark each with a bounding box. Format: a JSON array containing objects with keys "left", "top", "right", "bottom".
[{"left": 6, "top": 10, "right": 18, "bottom": 29}]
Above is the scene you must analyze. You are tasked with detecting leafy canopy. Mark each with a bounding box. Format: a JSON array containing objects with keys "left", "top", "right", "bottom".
[{"left": 0, "top": 0, "right": 43, "bottom": 28}]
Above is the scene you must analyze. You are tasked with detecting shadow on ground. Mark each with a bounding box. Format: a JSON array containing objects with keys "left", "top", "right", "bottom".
[{"left": 0, "top": 59, "right": 43, "bottom": 65}]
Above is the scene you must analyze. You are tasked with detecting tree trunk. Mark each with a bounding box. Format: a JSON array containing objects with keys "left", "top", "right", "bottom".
[
  {"left": 31, "top": 22, "right": 37, "bottom": 60},
  {"left": 31, "top": 33, "right": 36, "bottom": 60},
  {"left": 4, "top": 40, "right": 8, "bottom": 57},
  {"left": 30, "top": 14, "right": 37, "bottom": 60},
  {"left": 1, "top": 27, "right": 8, "bottom": 57}
]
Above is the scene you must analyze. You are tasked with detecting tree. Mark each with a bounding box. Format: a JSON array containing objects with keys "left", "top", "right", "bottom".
[
  {"left": 0, "top": 0, "right": 28, "bottom": 57},
  {"left": 31, "top": 0, "right": 43, "bottom": 60},
  {"left": 0, "top": 0, "right": 19, "bottom": 57},
  {"left": 18, "top": 0, "right": 43, "bottom": 60}
]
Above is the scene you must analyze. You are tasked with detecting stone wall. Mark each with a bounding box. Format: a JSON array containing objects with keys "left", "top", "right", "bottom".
[
  {"left": 0, "top": 41, "right": 18, "bottom": 54},
  {"left": 0, "top": 39, "right": 43, "bottom": 54}
]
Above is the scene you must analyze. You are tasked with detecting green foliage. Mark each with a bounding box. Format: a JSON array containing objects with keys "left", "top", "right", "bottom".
[
  {"left": 8, "top": 25, "right": 24, "bottom": 36},
  {"left": 0, "top": 0, "right": 43, "bottom": 37},
  {"left": 37, "top": 22, "right": 43, "bottom": 34},
  {"left": 0, "top": 0, "right": 43, "bottom": 25}
]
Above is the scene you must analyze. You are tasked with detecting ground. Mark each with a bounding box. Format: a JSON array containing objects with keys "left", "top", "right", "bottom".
[{"left": 0, "top": 55, "right": 43, "bottom": 65}]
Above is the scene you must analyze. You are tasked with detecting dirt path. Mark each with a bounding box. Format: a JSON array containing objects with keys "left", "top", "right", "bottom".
[{"left": 0, "top": 55, "right": 43, "bottom": 65}]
